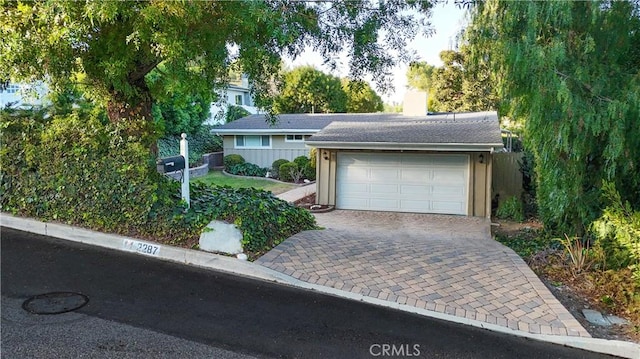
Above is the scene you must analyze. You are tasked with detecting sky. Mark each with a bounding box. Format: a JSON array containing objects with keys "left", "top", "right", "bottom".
[{"left": 284, "top": 2, "right": 468, "bottom": 104}]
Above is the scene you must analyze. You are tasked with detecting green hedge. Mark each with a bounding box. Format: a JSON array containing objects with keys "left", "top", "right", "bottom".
[
  {"left": 0, "top": 109, "right": 189, "bottom": 240},
  {"left": 189, "top": 183, "right": 317, "bottom": 252}
]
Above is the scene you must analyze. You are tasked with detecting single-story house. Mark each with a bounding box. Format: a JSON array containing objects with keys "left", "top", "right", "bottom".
[
  {"left": 214, "top": 113, "right": 384, "bottom": 168},
  {"left": 214, "top": 111, "right": 503, "bottom": 218}
]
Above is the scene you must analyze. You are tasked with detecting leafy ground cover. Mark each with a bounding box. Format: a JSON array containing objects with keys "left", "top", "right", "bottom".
[
  {"left": 493, "top": 219, "right": 640, "bottom": 343},
  {"left": 192, "top": 171, "right": 296, "bottom": 195}
]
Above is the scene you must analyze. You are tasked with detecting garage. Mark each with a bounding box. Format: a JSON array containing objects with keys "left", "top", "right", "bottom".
[
  {"left": 336, "top": 152, "right": 469, "bottom": 215},
  {"left": 306, "top": 112, "right": 504, "bottom": 218}
]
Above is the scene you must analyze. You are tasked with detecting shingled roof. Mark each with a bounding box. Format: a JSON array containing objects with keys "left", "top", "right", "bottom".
[
  {"left": 214, "top": 111, "right": 503, "bottom": 152},
  {"left": 306, "top": 111, "right": 503, "bottom": 151},
  {"left": 214, "top": 113, "right": 423, "bottom": 132}
]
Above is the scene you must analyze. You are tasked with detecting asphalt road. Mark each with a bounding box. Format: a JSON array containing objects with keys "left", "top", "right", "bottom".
[{"left": 1, "top": 227, "right": 615, "bottom": 358}]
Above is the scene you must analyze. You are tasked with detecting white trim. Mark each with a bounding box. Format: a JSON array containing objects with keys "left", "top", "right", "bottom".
[
  {"left": 235, "top": 135, "right": 272, "bottom": 149},
  {"left": 215, "top": 129, "right": 321, "bottom": 134},
  {"left": 305, "top": 141, "right": 503, "bottom": 152},
  {"left": 285, "top": 134, "right": 305, "bottom": 142}
]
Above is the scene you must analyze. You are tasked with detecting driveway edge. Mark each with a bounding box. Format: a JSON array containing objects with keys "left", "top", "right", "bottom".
[{"left": 2, "top": 213, "right": 638, "bottom": 359}]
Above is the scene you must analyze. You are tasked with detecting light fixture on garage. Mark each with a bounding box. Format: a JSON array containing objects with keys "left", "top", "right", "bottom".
[
  {"left": 323, "top": 151, "right": 329, "bottom": 160},
  {"left": 478, "top": 154, "right": 484, "bottom": 164}
]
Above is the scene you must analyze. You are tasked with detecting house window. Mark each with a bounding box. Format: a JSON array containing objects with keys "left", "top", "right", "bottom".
[
  {"left": 3, "top": 84, "right": 20, "bottom": 94},
  {"left": 285, "top": 134, "right": 305, "bottom": 142},
  {"left": 235, "top": 94, "right": 243, "bottom": 105},
  {"left": 235, "top": 135, "right": 271, "bottom": 148}
]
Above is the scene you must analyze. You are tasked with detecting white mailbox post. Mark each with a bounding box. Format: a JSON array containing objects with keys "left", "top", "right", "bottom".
[{"left": 180, "top": 133, "right": 190, "bottom": 208}]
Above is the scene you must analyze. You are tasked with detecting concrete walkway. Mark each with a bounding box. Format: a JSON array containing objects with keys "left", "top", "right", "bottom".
[
  {"left": 275, "top": 182, "right": 315, "bottom": 203},
  {"left": 257, "top": 210, "right": 590, "bottom": 338}
]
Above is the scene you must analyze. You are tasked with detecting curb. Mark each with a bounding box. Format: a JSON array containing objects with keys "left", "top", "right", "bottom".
[{"left": 2, "top": 213, "right": 638, "bottom": 359}]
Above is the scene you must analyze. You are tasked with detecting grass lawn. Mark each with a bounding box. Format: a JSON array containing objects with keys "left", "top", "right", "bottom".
[{"left": 192, "top": 170, "right": 297, "bottom": 195}]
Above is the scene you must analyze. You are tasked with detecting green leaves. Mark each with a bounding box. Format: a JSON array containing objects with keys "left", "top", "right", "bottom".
[
  {"left": 466, "top": 0, "right": 640, "bottom": 235},
  {"left": 189, "top": 182, "right": 317, "bottom": 253}
]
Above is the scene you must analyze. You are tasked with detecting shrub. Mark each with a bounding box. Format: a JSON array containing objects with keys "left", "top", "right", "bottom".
[
  {"left": 293, "top": 155, "right": 310, "bottom": 168},
  {"left": 592, "top": 182, "right": 640, "bottom": 280},
  {"left": 271, "top": 159, "right": 289, "bottom": 179},
  {"left": 279, "top": 162, "right": 303, "bottom": 183},
  {"left": 223, "top": 154, "right": 245, "bottom": 170},
  {"left": 303, "top": 163, "right": 316, "bottom": 181},
  {"left": 228, "top": 162, "right": 267, "bottom": 177},
  {"left": 189, "top": 183, "right": 317, "bottom": 252},
  {"left": 496, "top": 196, "right": 525, "bottom": 222},
  {"left": 158, "top": 126, "right": 222, "bottom": 166}
]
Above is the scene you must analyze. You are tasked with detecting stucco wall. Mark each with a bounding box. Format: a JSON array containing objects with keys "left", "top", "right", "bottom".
[{"left": 315, "top": 149, "right": 493, "bottom": 218}]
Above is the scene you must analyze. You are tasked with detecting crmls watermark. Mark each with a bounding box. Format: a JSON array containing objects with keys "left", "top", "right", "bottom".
[{"left": 369, "top": 344, "right": 421, "bottom": 357}]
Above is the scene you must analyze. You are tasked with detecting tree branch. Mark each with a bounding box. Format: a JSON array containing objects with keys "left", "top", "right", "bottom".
[
  {"left": 128, "top": 60, "right": 162, "bottom": 83},
  {"left": 554, "top": 69, "right": 614, "bottom": 103}
]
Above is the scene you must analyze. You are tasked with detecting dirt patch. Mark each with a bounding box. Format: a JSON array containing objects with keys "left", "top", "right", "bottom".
[
  {"left": 492, "top": 218, "right": 543, "bottom": 238},
  {"left": 294, "top": 193, "right": 334, "bottom": 213}
]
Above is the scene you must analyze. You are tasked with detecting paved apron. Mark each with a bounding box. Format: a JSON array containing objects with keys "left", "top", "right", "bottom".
[{"left": 257, "top": 210, "right": 589, "bottom": 337}]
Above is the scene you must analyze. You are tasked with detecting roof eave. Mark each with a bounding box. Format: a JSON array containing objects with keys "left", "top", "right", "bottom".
[
  {"left": 214, "top": 129, "right": 322, "bottom": 135},
  {"left": 305, "top": 141, "right": 505, "bottom": 152}
]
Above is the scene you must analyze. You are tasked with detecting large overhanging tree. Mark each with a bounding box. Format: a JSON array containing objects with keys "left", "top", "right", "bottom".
[
  {"left": 465, "top": 0, "right": 640, "bottom": 234},
  {"left": 1, "top": 0, "right": 435, "bottom": 143}
]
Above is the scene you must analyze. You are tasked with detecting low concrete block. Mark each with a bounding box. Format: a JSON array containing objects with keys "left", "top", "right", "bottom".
[{"left": 199, "top": 221, "right": 243, "bottom": 255}]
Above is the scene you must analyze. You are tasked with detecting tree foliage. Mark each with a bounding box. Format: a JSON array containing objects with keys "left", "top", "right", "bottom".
[
  {"left": 274, "top": 66, "right": 384, "bottom": 113},
  {"left": 466, "top": 0, "right": 640, "bottom": 234},
  {"left": 342, "top": 79, "right": 384, "bottom": 113},
  {"left": 1, "top": 0, "right": 436, "bottom": 142},
  {"left": 274, "top": 66, "right": 347, "bottom": 113},
  {"left": 149, "top": 68, "right": 212, "bottom": 136},
  {"left": 406, "top": 49, "right": 498, "bottom": 113}
]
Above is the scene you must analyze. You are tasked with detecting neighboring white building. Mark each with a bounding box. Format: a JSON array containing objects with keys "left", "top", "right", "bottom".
[
  {"left": 1, "top": 78, "right": 258, "bottom": 123},
  {"left": 0, "top": 82, "right": 49, "bottom": 109},
  {"left": 206, "top": 74, "right": 261, "bottom": 125}
]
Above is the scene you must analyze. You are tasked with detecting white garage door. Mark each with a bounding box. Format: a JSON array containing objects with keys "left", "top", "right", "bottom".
[{"left": 336, "top": 153, "right": 469, "bottom": 215}]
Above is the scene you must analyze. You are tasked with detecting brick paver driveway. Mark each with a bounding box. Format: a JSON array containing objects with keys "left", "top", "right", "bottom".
[{"left": 257, "top": 210, "right": 589, "bottom": 337}]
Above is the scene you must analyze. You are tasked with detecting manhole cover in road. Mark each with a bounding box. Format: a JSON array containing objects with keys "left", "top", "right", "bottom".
[{"left": 22, "top": 292, "right": 89, "bottom": 315}]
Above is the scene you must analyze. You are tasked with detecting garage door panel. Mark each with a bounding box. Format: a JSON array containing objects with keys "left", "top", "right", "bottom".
[
  {"left": 432, "top": 169, "right": 467, "bottom": 183},
  {"left": 371, "top": 184, "right": 399, "bottom": 194},
  {"left": 400, "top": 200, "right": 432, "bottom": 212},
  {"left": 370, "top": 168, "right": 399, "bottom": 182},
  {"left": 340, "top": 182, "right": 369, "bottom": 193},
  {"left": 432, "top": 185, "right": 466, "bottom": 198},
  {"left": 340, "top": 197, "right": 370, "bottom": 208},
  {"left": 337, "top": 153, "right": 469, "bottom": 215},
  {"left": 400, "top": 169, "right": 432, "bottom": 182},
  {"left": 370, "top": 198, "right": 400, "bottom": 210},
  {"left": 400, "top": 184, "right": 431, "bottom": 196},
  {"left": 432, "top": 201, "right": 466, "bottom": 213},
  {"left": 340, "top": 167, "right": 369, "bottom": 181}
]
